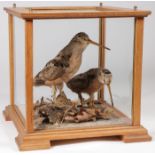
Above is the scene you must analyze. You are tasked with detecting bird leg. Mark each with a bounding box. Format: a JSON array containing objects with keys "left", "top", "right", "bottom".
[
  {"left": 78, "top": 93, "right": 85, "bottom": 107},
  {"left": 51, "top": 86, "right": 57, "bottom": 100},
  {"left": 107, "top": 84, "right": 114, "bottom": 107},
  {"left": 89, "top": 94, "right": 95, "bottom": 108},
  {"left": 57, "top": 83, "right": 64, "bottom": 96}
]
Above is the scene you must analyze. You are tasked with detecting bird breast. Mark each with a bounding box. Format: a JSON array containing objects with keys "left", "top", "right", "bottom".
[
  {"left": 62, "top": 42, "right": 87, "bottom": 82},
  {"left": 69, "top": 54, "right": 82, "bottom": 73},
  {"left": 83, "top": 79, "right": 101, "bottom": 95}
]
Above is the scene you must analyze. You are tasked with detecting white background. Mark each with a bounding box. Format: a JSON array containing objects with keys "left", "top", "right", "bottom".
[{"left": 0, "top": 1, "right": 155, "bottom": 154}]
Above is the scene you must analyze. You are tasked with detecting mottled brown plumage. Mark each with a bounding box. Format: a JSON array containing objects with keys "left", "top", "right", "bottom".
[
  {"left": 33, "top": 32, "right": 110, "bottom": 98},
  {"left": 67, "top": 68, "right": 114, "bottom": 107}
]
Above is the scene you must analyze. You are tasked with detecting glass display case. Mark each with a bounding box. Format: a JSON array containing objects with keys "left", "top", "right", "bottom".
[{"left": 3, "top": 4, "right": 151, "bottom": 151}]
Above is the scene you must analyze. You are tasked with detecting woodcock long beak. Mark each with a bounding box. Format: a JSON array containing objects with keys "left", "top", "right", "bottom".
[
  {"left": 107, "top": 84, "right": 114, "bottom": 107},
  {"left": 88, "top": 39, "right": 111, "bottom": 51}
]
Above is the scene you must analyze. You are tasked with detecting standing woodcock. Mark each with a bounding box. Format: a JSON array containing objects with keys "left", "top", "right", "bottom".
[
  {"left": 33, "top": 32, "right": 110, "bottom": 98},
  {"left": 67, "top": 68, "right": 114, "bottom": 107}
]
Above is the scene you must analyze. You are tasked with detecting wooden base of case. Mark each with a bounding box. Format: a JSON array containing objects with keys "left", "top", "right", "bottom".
[{"left": 3, "top": 105, "right": 152, "bottom": 151}]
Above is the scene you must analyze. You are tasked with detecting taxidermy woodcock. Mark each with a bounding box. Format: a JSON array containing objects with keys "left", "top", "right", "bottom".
[
  {"left": 33, "top": 32, "right": 110, "bottom": 99},
  {"left": 67, "top": 68, "right": 114, "bottom": 107}
]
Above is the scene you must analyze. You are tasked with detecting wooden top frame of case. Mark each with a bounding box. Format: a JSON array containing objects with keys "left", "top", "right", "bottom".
[{"left": 4, "top": 6, "right": 151, "bottom": 19}]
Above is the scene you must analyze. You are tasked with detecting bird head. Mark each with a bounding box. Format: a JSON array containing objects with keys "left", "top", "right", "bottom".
[
  {"left": 98, "top": 68, "right": 112, "bottom": 85},
  {"left": 72, "top": 32, "right": 110, "bottom": 50}
]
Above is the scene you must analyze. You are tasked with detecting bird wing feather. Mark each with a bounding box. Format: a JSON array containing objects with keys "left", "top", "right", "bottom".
[
  {"left": 40, "top": 65, "right": 65, "bottom": 81},
  {"left": 67, "top": 68, "right": 98, "bottom": 92},
  {"left": 67, "top": 74, "right": 89, "bottom": 92},
  {"left": 35, "top": 55, "right": 70, "bottom": 81}
]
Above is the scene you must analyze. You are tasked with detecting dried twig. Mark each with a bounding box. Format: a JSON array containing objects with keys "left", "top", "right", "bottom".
[{"left": 34, "top": 95, "right": 113, "bottom": 127}]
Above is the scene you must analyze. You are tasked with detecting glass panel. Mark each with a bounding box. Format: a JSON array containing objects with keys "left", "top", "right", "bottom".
[
  {"left": 105, "top": 18, "right": 134, "bottom": 119},
  {"left": 14, "top": 17, "right": 26, "bottom": 119},
  {"left": 33, "top": 18, "right": 133, "bottom": 130}
]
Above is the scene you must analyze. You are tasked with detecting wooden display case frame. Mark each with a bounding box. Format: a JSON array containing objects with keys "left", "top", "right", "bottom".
[{"left": 3, "top": 4, "right": 152, "bottom": 151}]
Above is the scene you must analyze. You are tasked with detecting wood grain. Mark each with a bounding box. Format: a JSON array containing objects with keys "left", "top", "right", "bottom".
[
  {"left": 16, "top": 136, "right": 51, "bottom": 151},
  {"left": 3, "top": 106, "right": 25, "bottom": 134},
  {"left": 132, "top": 17, "right": 144, "bottom": 126},
  {"left": 15, "top": 105, "right": 26, "bottom": 127},
  {"left": 98, "top": 15, "right": 106, "bottom": 100},
  {"left": 25, "top": 20, "right": 34, "bottom": 133},
  {"left": 122, "top": 133, "right": 152, "bottom": 143},
  {"left": 4, "top": 6, "right": 151, "bottom": 19},
  {"left": 30, "top": 6, "right": 98, "bottom": 11},
  {"left": 8, "top": 15, "right": 15, "bottom": 106}
]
